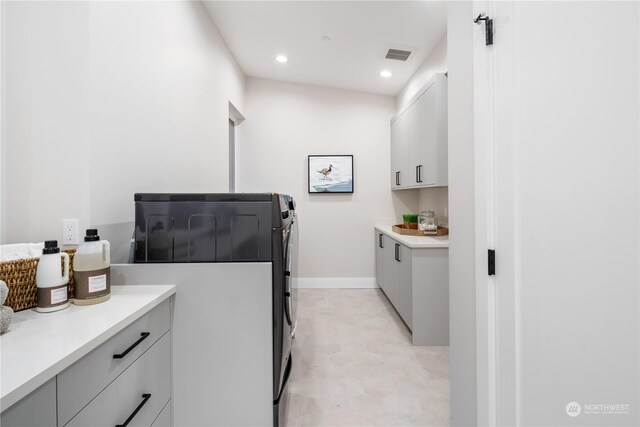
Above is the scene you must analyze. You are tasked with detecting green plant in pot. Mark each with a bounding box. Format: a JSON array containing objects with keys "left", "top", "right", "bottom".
[{"left": 402, "top": 214, "right": 419, "bottom": 229}]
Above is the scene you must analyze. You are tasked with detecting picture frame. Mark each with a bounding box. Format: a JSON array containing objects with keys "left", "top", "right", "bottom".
[{"left": 308, "top": 155, "right": 354, "bottom": 193}]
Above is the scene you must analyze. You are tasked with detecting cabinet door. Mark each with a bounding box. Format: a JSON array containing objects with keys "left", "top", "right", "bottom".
[
  {"left": 382, "top": 240, "right": 399, "bottom": 306},
  {"left": 404, "top": 101, "right": 421, "bottom": 187},
  {"left": 396, "top": 243, "right": 413, "bottom": 329},
  {"left": 413, "top": 84, "right": 437, "bottom": 186},
  {"left": 375, "top": 231, "right": 385, "bottom": 290},
  {"left": 0, "top": 379, "right": 56, "bottom": 427},
  {"left": 412, "top": 248, "right": 449, "bottom": 346},
  {"left": 390, "top": 111, "right": 409, "bottom": 189}
]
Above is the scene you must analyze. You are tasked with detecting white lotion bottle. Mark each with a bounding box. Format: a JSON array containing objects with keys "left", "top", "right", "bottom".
[{"left": 36, "top": 240, "right": 70, "bottom": 313}]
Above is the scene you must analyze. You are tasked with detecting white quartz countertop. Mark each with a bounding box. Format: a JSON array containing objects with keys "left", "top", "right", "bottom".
[
  {"left": 0, "top": 285, "right": 176, "bottom": 411},
  {"left": 375, "top": 225, "right": 449, "bottom": 249}
]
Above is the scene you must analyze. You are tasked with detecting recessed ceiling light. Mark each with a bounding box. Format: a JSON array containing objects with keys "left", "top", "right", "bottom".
[
  {"left": 276, "top": 55, "right": 288, "bottom": 63},
  {"left": 380, "top": 70, "right": 392, "bottom": 78}
]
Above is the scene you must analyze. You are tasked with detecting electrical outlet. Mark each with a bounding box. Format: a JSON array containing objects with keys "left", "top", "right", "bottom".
[{"left": 62, "top": 219, "right": 79, "bottom": 245}]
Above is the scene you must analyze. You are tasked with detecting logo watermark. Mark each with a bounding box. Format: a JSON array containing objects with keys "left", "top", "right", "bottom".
[
  {"left": 566, "top": 402, "right": 581, "bottom": 417},
  {"left": 566, "top": 401, "right": 630, "bottom": 417}
]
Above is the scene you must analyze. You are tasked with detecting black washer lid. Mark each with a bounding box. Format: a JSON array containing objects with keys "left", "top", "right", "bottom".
[
  {"left": 85, "top": 229, "right": 100, "bottom": 242},
  {"left": 134, "top": 193, "right": 275, "bottom": 202},
  {"left": 42, "top": 240, "right": 60, "bottom": 254}
]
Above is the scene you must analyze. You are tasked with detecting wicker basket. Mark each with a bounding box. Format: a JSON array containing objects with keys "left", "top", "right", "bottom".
[{"left": 0, "top": 250, "right": 75, "bottom": 312}]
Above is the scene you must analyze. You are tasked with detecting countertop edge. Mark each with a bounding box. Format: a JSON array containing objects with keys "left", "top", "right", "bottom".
[
  {"left": 0, "top": 285, "right": 176, "bottom": 411},
  {"left": 375, "top": 225, "right": 449, "bottom": 249}
]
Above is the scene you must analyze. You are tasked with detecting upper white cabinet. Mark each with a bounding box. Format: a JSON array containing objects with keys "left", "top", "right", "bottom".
[{"left": 391, "top": 73, "right": 448, "bottom": 189}]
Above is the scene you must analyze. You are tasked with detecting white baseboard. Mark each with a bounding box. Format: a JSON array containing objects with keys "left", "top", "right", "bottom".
[{"left": 295, "top": 277, "right": 379, "bottom": 289}]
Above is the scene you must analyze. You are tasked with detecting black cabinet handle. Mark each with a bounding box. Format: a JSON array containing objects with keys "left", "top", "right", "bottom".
[
  {"left": 113, "top": 332, "right": 150, "bottom": 359},
  {"left": 115, "top": 393, "right": 151, "bottom": 427},
  {"left": 418, "top": 165, "right": 423, "bottom": 183},
  {"left": 379, "top": 233, "right": 384, "bottom": 248},
  {"left": 395, "top": 244, "right": 400, "bottom": 262},
  {"left": 395, "top": 171, "right": 400, "bottom": 186},
  {"left": 416, "top": 165, "right": 419, "bottom": 183}
]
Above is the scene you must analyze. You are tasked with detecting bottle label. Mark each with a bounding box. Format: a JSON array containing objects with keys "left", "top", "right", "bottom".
[
  {"left": 74, "top": 267, "right": 111, "bottom": 300},
  {"left": 89, "top": 274, "right": 107, "bottom": 293},
  {"left": 38, "top": 284, "right": 69, "bottom": 308}
]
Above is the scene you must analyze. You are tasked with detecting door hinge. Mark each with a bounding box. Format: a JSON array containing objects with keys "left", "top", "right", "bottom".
[
  {"left": 474, "top": 14, "right": 493, "bottom": 46},
  {"left": 488, "top": 249, "right": 496, "bottom": 276}
]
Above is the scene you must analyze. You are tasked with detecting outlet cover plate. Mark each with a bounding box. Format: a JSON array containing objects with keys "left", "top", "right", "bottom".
[{"left": 62, "top": 219, "right": 79, "bottom": 245}]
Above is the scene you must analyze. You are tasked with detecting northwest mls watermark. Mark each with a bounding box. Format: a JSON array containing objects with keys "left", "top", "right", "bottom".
[{"left": 566, "top": 401, "right": 630, "bottom": 417}]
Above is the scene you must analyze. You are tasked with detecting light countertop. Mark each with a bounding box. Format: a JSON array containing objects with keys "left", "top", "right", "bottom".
[
  {"left": 0, "top": 285, "right": 176, "bottom": 412},
  {"left": 375, "top": 224, "right": 449, "bottom": 249}
]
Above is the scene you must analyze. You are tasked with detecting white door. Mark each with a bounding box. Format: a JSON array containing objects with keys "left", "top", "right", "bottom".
[{"left": 475, "top": 2, "right": 639, "bottom": 426}]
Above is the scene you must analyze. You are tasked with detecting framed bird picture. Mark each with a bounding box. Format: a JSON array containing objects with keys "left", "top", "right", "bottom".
[{"left": 308, "top": 155, "right": 354, "bottom": 193}]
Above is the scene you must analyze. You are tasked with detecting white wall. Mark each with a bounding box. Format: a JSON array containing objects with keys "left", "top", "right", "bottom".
[
  {"left": 1, "top": 1, "right": 92, "bottom": 246},
  {"left": 1, "top": 1, "right": 244, "bottom": 252},
  {"left": 396, "top": 34, "right": 447, "bottom": 112},
  {"left": 418, "top": 187, "right": 449, "bottom": 226},
  {"left": 395, "top": 34, "right": 449, "bottom": 225},
  {"left": 447, "top": 2, "right": 477, "bottom": 426},
  {"left": 238, "top": 77, "right": 411, "bottom": 279}
]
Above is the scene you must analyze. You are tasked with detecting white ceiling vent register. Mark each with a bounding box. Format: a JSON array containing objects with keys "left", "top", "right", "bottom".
[{"left": 385, "top": 48, "right": 412, "bottom": 61}]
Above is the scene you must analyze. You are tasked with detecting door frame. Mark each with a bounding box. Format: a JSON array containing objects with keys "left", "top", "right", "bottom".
[
  {"left": 472, "top": 0, "right": 496, "bottom": 425},
  {"left": 473, "top": 1, "right": 521, "bottom": 425},
  {"left": 228, "top": 101, "right": 245, "bottom": 193}
]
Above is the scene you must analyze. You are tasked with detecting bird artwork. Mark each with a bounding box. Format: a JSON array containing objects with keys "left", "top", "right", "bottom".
[
  {"left": 317, "top": 164, "right": 334, "bottom": 180},
  {"left": 308, "top": 156, "right": 353, "bottom": 193}
]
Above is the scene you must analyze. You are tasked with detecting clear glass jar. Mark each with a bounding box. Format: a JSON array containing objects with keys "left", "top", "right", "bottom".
[{"left": 418, "top": 210, "right": 438, "bottom": 234}]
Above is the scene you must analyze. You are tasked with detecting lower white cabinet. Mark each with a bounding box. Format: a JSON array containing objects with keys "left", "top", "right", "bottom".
[
  {"left": 374, "top": 230, "right": 449, "bottom": 345},
  {"left": 0, "top": 379, "right": 56, "bottom": 427},
  {"left": 66, "top": 333, "right": 171, "bottom": 427},
  {"left": 58, "top": 300, "right": 171, "bottom": 426},
  {"left": 151, "top": 401, "right": 172, "bottom": 427},
  {"left": 0, "top": 300, "right": 172, "bottom": 427}
]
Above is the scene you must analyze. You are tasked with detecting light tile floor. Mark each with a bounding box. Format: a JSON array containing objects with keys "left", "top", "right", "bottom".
[{"left": 286, "top": 289, "right": 449, "bottom": 427}]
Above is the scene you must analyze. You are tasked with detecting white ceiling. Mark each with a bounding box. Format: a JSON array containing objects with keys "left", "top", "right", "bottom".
[{"left": 203, "top": 1, "right": 447, "bottom": 96}]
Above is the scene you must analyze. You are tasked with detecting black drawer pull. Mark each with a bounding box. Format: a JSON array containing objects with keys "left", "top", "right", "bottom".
[
  {"left": 379, "top": 233, "right": 384, "bottom": 248},
  {"left": 395, "top": 243, "right": 400, "bottom": 262},
  {"left": 113, "top": 332, "right": 150, "bottom": 359},
  {"left": 115, "top": 393, "right": 151, "bottom": 427}
]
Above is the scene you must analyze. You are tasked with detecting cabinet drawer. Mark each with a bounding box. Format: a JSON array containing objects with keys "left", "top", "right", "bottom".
[
  {"left": 58, "top": 299, "right": 171, "bottom": 426},
  {"left": 65, "top": 332, "right": 171, "bottom": 427}
]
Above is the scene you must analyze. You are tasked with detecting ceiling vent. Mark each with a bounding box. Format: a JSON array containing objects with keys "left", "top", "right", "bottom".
[{"left": 385, "top": 48, "right": 412, "bottom": 61}]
